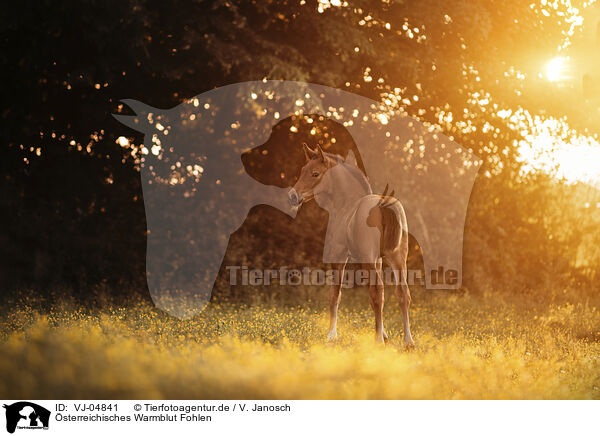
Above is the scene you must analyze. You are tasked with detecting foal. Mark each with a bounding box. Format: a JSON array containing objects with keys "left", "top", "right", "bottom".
[{"left": 288, "top": 144, "right": 414, "bottom": 348}]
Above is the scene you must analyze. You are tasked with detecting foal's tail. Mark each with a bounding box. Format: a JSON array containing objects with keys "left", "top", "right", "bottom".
[
  {"left": 377, "top": 184, "right": 408, "bottom": 255},
  {"left": 383, "top": 202, "right": 409, "bottom": 291},
  {"left": 380, "top": 199, "right": 409, "bottom": 259},
  {"left": 380, "top": 206, "right": 401, "bottom": 254}
]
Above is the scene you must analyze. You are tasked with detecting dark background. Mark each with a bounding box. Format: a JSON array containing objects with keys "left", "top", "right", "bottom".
[{"left": 2, "top": 0, "right": 599, "bottom": 305}]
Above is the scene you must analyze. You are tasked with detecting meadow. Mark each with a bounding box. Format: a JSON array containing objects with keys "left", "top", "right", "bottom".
[{"left": 1, "top": 289, "right": 599, "bottom": 399}]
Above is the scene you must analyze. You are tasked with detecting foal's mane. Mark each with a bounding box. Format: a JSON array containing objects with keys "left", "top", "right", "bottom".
[{"left": 325, "top": 152, "right": 373, "bottom": 195}]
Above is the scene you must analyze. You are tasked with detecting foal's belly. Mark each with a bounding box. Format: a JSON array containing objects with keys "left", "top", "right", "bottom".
[{"left": 345, "top": 195, "right": 385, "bottom": 264}]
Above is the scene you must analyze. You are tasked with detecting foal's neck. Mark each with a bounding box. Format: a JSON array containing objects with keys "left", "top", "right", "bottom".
[{"left": 326, "top": 164, "right": 370, "bottom": 214}]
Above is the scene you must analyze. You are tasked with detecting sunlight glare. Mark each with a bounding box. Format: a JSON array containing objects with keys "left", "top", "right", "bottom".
[
  {"left": 513, "top": 110, "right": 600, "bottom": 186},
  {"left": 546, "top": 57, "right": 567, "bottom": 82}
]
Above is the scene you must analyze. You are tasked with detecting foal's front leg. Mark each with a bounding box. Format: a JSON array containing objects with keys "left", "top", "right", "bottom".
[{"left": 327, "top": 262, "right": 346, "bottom": 341}]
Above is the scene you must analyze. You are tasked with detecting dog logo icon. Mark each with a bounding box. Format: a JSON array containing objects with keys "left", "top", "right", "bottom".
[
  {"left": 3, "top": 402, "right": 50, "bottom": 434},
  {"left": 114, "top": 81, "right": 481, "bottom": 318}
]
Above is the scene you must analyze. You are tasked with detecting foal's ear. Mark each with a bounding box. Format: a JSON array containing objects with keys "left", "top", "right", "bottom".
[
  {"left": 303, "top": 143, "right": 321, "bottom": 162},
  {"left": 316, "top": 145, "right": 326, "bottom": 163},
  {"left": 302, "top": 143, "right": 313, "bottom": 162}
]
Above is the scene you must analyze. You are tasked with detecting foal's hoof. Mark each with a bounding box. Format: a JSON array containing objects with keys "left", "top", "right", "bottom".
[
  {"left": 404, "top": 342, "right": 416, "bottom": 351},
  {"left": 374, "top": 335, "right": 386, "bottom": 345},
  {"left": 326, "top": 331, "right": 338, "bottom": 342}
]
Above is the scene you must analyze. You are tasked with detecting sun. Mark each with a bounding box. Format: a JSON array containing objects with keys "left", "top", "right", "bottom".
[{"left": 546, "top": 57, "right": 567, "bottom": 82}]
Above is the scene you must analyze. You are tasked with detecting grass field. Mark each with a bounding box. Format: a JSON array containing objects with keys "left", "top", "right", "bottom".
[{"left": 1, "top": 290, "right": 599, "bottom": 399}]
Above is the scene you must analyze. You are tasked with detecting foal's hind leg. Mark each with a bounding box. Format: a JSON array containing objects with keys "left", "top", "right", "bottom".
[
  {"left": 376, "top": 258, "right": 388, "bottom": 343},
  {"left": 327, "top": 262, "right": 346, "bottom": 341},
  {"left": 366, "top": 262, "right": 386, "bottom": 344},
  {"left": 389, "top": 251, "right": 415, "bottom": 348}
]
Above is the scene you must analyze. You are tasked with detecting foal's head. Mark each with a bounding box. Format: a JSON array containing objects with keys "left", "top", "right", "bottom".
[{"left": 288, "top": 143, "right": 336, "bottom": 208}]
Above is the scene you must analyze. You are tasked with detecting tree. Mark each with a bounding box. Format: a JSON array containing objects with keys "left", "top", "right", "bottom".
[{"left": 1, "top": 0, "right": 597, "bottom": 299}]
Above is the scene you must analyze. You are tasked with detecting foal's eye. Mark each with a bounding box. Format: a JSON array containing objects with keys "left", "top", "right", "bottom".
[{"left": 312, "top": 172, "right": 320, "bottom": 178}]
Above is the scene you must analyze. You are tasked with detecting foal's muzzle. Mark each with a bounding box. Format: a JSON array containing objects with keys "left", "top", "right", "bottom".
[{"left": 288, "top": 188, "right": 303, "bottom": 207}]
